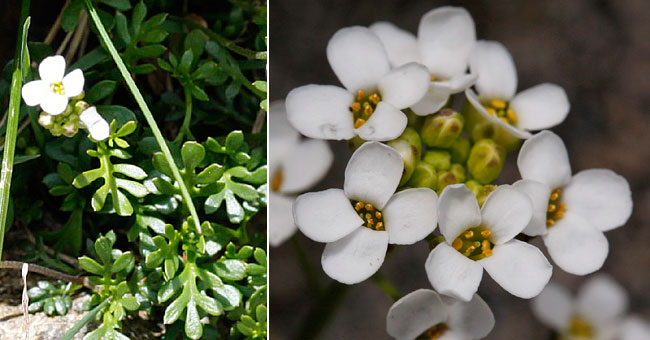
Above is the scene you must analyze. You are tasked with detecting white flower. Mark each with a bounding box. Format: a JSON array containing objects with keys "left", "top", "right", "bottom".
[
  {"left": 285, "top": 26, "right": 430, "bottom": 142},
  {"left": 532, "top": 275, "right": 649, "bottom": 340},
  {"left": 293, "top": 142, "right": 438, "bottom": 284},
  {"left": 425, "top": 183, "right": 552, "bottom": 301},
  {"left": 464, "top": 41, "right": 570, "bottom": 139},
  {"left": 370, "top": 6, "right": 478, "bottom": 116},
  {"left": 21, "top": 55, "right": 85, "bottom": 115},
  {"left": 514, "top": 130, "right": 632, "bottom": 275},
  {"left": 269, "top": 101, "right": 333, "bottom": 247},
  {"left": 386, "top": 289, "right": 494, "bottom": 340},
  {"left": 79, "top": 107, "right": 110, "bottom": 141}
]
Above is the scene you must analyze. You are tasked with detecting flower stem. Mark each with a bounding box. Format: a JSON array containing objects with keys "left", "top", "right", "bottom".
[
  {"left": 84, "top": 0, "right": 203, "bottom": 234},
  {"left": 371, "top": 271, "right": 401, "bottom": 301},
  {"left": 175, "top": 86, "right": 195, "bottom": 143},
  {"left": 290, "top": 235, "right": 322, "bottom": 296}
]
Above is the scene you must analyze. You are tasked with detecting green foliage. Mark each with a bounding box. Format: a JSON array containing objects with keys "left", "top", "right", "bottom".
[{"left": 28, "top": 280, "right": 82, "bottom": 316}]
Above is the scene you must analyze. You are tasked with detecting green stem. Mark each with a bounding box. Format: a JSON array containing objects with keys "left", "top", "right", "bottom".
[
  {"left": 0, "top": 18, "right": 30, "bottom": 263},
  {"left": 173, "top": 16, "right": 266, "bottom": 60},
  {"left": 84, "top": 0, "right": 202, "bottom": 234},
  {"left": 290, "top": 235, "right": 322, "bottom": 296},
  {"left": 175, "top": 86, "right": 195, "bottom": 143},
  {"left": 292, "top": 281, "right": 349, "bottom": 340},
  {"left": 371, "top": 271, "right": 401, "bottom": 301}
]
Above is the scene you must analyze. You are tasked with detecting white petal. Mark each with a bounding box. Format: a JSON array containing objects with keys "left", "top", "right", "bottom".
[
  {"left": 61, "top": 69, "right": 84, "bottom": 97},
  {"left": 21, "top": 80, "right": 47, "bottom": 106},
  {"left": 418, "top": 6, "right": 476, "bottom": 78},
  {"left": 79, "top": 106, "right": 103, "bottom": 127},
  {"left": 293, "top": 189, "right": 362, "bottom": 243},
  {"left": 425, "top": 243, "right": 483, "bottom": 302},
  {"left": 38, "top": 55, "right": 66, "bottom": 83},
  {"left": 269, "top": 100, "right": 301, "bottom": 175},
  {"left": 480, "top": 185, "right": 533, "bottom": 244},
  {"left": 80, "top": 107, "right": 110, "bottom": 141},
  {"left": 369, "top": 21, "right": 420, "bottom": 67},
  {"left": 512, "top": 179, "right": 552, "bottom": 237},
  {"left": 469, "top": 40, "right": 517, "bottom": 101},
  {"left": 562, "top": 169, "right": 632, "bottom": 232},
  {"left": 269, "top": 192, "right": 297, "bottom": 247},
  {"left": 531, "top": 283, "right": 573, "bottom": 331},
  {"left": 438, "top": 184, "right": 481, "bottom": 244},
  {"left": 620, "top": 317, "right": 650, "bottom": 340},
  {"left": 480, "top": 239, "right": 552, "bottom": 299},
  {"left": 386, "top": 289, "right": 448, "bottom": 340},
  {"left": 434, "top": 73, "right": 478, "bottom": 93},
  {"left": 542, "top": 212, "right": 608, "bottom": 275},
  {"left": 279, "top": 139, "right": 333, "bottom": 194},
  {"left": 437, "top": 331, "right": 464, "bottom": 340},
  {"left": 409, "top": 86, "right": 452, "bottom": 116},
  {"left": 378, "top": 62, "right": 430, "bottom": 109},
  {"left": 344, "top": 142, "right": 403, "bottom": 209},
  {"left": 354, "top": 102, "right": 407, "bottom": 141},
  {"left": 285, "top": 84, "right": 355, "bottom": 140},
  {"left": 517, "top": 130, "right": 572, "bottom": 189},
  {"left": 465, "top": 88, "right": 532, "bottom": 139},
  {"left": 383, "top": 188, "right": 438, "bottom": 245},
  {"left": 326, "top": 26, "right": 390, "bottom": 92},
  {"left": 576, "top": 275, "right": 628, "bottom": 325},
  {"left": 321, "top": 227, "right": 388, "bottom": 284},
  {"left": 447, "top": 294, "right": 495, "bottom": 339},
  {"left": 510, "top": 83, "right": 570, "bottom": 131},
  {"left": 40, "top": 91, "right": 69, "bottom": 115}
]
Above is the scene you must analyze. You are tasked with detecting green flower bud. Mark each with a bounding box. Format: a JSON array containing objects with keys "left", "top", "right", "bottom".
[
  {"left": 405, "top": 161, "right": 438, "bottom": 190},
  {"left": 421, "top": 109, "right": 464, "bottom": 148},
  {"left": 396, "top": 127, "right": 422, "bottom": 159},
  {"left": 437, "top": 171, "right": 458, "bottom": 194},
  {"left": 422, "top": 150, "right": 451, "bottom": 172},
  {"left": 467, "top": 139, "right": 506, "bottom": 184},
  {"left": 450, "top": 163, "right": 466, "bottom": 183},
  {"left": 450, "top": 137, "right": 471, "bottom": 164},
  {"left": 465, "top": 180, "right": 496, "bottom": 207},
  {"left": 463, "top": 102, "right": 521, "bottom": 152},
  {"left": 62, "top": 122, "right": 79, "bottom": 137},
  {"left": 387, "top": 139, "right": 417, "bottom": 186},
  {"left": 74, "top": 100, "right": 90, "bottom": 114},
  {"left": 38, "top": 112, "right": 54, "bottom": 129}
]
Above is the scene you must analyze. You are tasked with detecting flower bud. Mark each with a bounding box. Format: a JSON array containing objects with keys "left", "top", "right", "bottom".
[
  {"left": 348, "top": 135, "right": 366, "bottom": 151},
  {"left": 397, "top": 127, "right": 422, "bottom": 159},
  {"left": 387, "top": 139, "right": 417, "bottom": 186},
  {"left": 38, "top": 112, "right": 54, "bottom": 129},
  {"left": 74, "top": 100, "right": 90, "bottom": 114},
  {"left": 405, "top": 161, "right": 438, "bottom": 190},
  {"left": 450, "top": 163, "right": 466, "bottom": 183},
  {"left": 422, "top": 150, "right": 450, "bottom": 172},
  {"left": 420, "top": 109, "right": 464, "bottom": 148},
  {"left": 467, "top": 139, "right": 506, "bottom": 184},
  {"left": 450, "top": 137, "right": 470, "bottom": 164},
  {"left": 62, "top": 122, "right": 79, "bottom": 137},
  {"left": 437, "top": 171, "right": 458, "bottom": 194},
  {"left": 463, "top": 102, "right": 522, "bottom": 152},
  {"left": 465, "top": 180, "right": 497, "bottom": 207}
]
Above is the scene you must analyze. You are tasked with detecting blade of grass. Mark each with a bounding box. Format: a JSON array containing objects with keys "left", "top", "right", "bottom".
[
  {"left": 0, "top": 17, "right": 31, "bottom": 262},
  {"left": 84, "top": 0, "right": 203, "bottom": 233},
  {"left": 60, "top": 298, "right": 110, "bottom": 340}
]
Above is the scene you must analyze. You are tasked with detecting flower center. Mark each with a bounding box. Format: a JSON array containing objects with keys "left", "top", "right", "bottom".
[
  {"left": 50, "top": 82, "right": 65, "bottom": 95},
  {"left": 568, "top": 315, "right": 595, "bottom": 338},
  {"left": 482, "top": 99, "right": 517, "bottom": 125},
  {"left": 451, "top": 226, "right": 494, "bottom": 260},
  {"left": 350, "top": 90, "right": 381, "bottom": 129},
  {"left": 270, "top": 169, "right": 283, "bottom": 192},
  {"left": 416, "top": 323, "right": 448, "bottom": 340},
  {"left": 352, "top": 200, "right": 384, "bottom": 231},
  {"left": 546, "top": 188, "right": 566, "bottom": 227}
]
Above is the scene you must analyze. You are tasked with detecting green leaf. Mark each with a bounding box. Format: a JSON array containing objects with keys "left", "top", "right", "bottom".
[
  {"left": 94, "top": 237, "right": 112, "bottom": 265},
  {"left": 79, "top": 256, "right": 103, "bottom": 275},
  {"left": 113, "top": 164, "right": 147, "bottom": 179},
  {"left": 131, "top": 1, "right": 147, "bottom": 33},
  {"left": 212, "top": 284, "right": 241, "bottom": 310},
  {"left": 192, "top": 61, "right": 218, "bottom": 79},
  {"left": 213, "top": 260, "right": 246, "bottom": 281},
  {"left": 85, "top": 80, "right": 117, "bottom": 102},
  {"left": 225, "top": 130, "right": 244, "bottom": 151},
  {"left": 96, "top": 105, "right": 136, "bottom": 128},
  {"left": 179, "top": 49, "right": 194, "bottom": 74},
  {"left": 115, "top": 12, "right": 131, "bottom": 44},
  {"left": 190, "top": 84, "right": 209, "bottom": 101},
  {"left": 140, "top": 29, "right": 168, "bottom": 44},
  {"left": 61, "top": 0, "right": 84, "bottom": 32},
  {"left": 134, "top": 44, "right": 167, "bottom": 58},
  {"left": 252, "top": 80, "right": 267, "bottom": 92},
  {"left": 152, "top": 152, "right": 174, "bottom": 177},
  {"left": 181, "top": 142, "right": 205, "bottom": 171},
  {"left": 194, "top": 164, "right": 224, "bottom": 185},
  {"left": 141, "top": 13, "right": 167, "bottom": 31},
  {"left": 98, "top": 0, "right": 131, "bottom": 10},
  {"left": 72, "top": 168, "right": 103, "bottom": 188},
  {"left": 121, "top": 295, "right": 139, "bottom": 311},
  {"left": 112, "top": 252, "right": 134, "bottom": 272},
  {"left": 184, "top": 29, "right": 207, "bottom": 62},
  {"left": 116, "top": 120, "right": 137, "bottom": 136}
]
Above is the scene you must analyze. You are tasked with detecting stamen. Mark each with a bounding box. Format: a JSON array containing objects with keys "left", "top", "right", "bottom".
[
  {"left": 375, "top": 211, "right": 382, "bottom": 219},
  {"left": 464, "top": 231, "right": 474, "bottom": 239},
  {"left": 452, "top": 238, "right": 462, "bottom": 250},
  {"left": 546, "top": 189, "right": 567, "bottom": 228},
  {"left": 50, "top": 82, "right": 65, "bottom": 95},
  {"left": 548, "top": 204, "right": 557, "bottom": 213},
  {"left": 486, "top": 107, "right": 496, "bottom": 116},
  {"left": 490, "top": 99, "right": 507, "bottom": 110},
  {"left": 550, "top": 190, "right": 560, "bottom": 201},
  {"left": 357, "top": 90, "right": 365, "bottom": 101},
  {"left": 369, "top": 93, "right": 381, "bottom": 105},
  {"left": 364, "top": 103, "right": 373, "bottom": 116},
  {"left": 430, "top": 74, "right": 436, "bottom": 82},
  {"left": 452, "top": 226, "right": 494, "bottom": 260},
  {"left": 506, "top": 109, "right": 517, "bottom": 123},
  {"left": 375, "top": 222, "right": 384, "bottom": 231},
  {"left": 355, "top": 202, "right": 364, "bottom": 211},
  {"left": 351, "top": 200, "right": 385, "bottom": 231},
  {"left": 354, "top": 118, "right": 366, "bottom": 129},
  {"left": 481, "top": 230, "right": 491, "bottom": 238},
  {"left": 365, "top": 204, "right": 374, "bottom": 211},
  {"left": 546, "top": 219, "right": 554, "bottom": 227},
  {"left": 351, "top": 102, "right": 361, "bottom": 112},
  {"left": 270, "top": 170, "right": 283, "bottom": 191}
]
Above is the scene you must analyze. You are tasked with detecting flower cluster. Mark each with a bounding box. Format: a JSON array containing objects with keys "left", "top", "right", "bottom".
[{"left": 273, "top": 5, "right": 636, "bottom": 340}]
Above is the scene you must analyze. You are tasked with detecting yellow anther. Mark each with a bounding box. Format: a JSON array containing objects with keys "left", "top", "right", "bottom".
[
  {"left": 554, "top": 210, "right": 564, "bottom": 219},
  {"left": 499, "top": 117, "right": 509, "bottom": 124},
  {"left": 481, "top": 240, "right": 490, "bottom": 250},
  {"left": 363, "top": 104, "right": 374, "bottom": 116},
  {"left": 452, "top": 238, "right": 463, "bottom": 250},
  {"left": 270, "top": 170, "right": 283, "bottom": 192},
  {"left": 482, "top": 249, "right": 492, "bottom": 257},
  {"left": 375, "top": 222, "right": 384, "bottom": 231},
  {"left": 464, "top": 245, "right": 476, "bottom": 255},
  {"left": 430, "top": 74, "right": 436, "bottom": 82},
  {"left": 486, "top": 107, "right": 496, "bottom": 116},
  {"left": 351, "top": 102, "right": 361, "bottom": 112},
  {"left": 490, "top": 99, "right": 507, "bottom": 110},
  {"left": 559, "top": 203, "right": 566, "bottom": 211},
  {"left": 481, "top": 230, "right": 491, "bottom": 238},
  {"left": 375, "top": 211, "right": 382, "bottom": 219},
  {"left": 355, "top": 202, "right": 364, "bottom": 211},
  {"left": 354, "top": 118, "right": 366, "bottom": 129},
  {"left": 365, "top": 213, "right": 372, "bottom": 220},
  {"left": 357, "top": 90, "right": 365, "bottom": 101},
  {"left": 546, "top": 219, "right": 555, "bottom": 227},
  {"left": 50, "top": 82, "right": 65, "bottom": 95},
  {"left": 550, "top": 190, "right": 560, "bottom": 201},
  {"left": 506, "top": 109, "right": 517, "bottom": 123},
  {"left": 369, "top": 93, "right": 381, "bottom": 105},
  {"left": 464, "top": 231, "right": 474, "bottom": 239},
  {"left": 548, "top": 204, "right": 557, "bottom": 213},
  {"left": 365, "top": 204, "right": 374, "bottom": 211}
]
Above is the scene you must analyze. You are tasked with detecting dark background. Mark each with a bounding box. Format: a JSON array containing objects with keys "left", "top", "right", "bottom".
[{"left": 270, "top": 0, "right": 650, "bottom": 339}]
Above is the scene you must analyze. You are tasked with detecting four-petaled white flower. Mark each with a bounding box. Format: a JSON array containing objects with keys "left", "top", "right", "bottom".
[
  {"left": 371, "top": 6, "right": 478, "bottom": 116},
  {"left": 269, "top": 101, "right": 333, "bottom": 247},
  {"left": 465, "top": 41, "right": 570, "bottom": 139},
  {"left": 286, "top": 26, "right": 430, "bottom": 142},
  {"left": 22, "top": 55, "right": 85, "bottom": 115},
  {"left": 293, "top": 142, "right": 438, "bottom": 284},
  {"left": 387, "top": 289, "right": 494, "bottom": 340},
  {"left": 425, "top": 183, "right": 552, "bottom": 301},
  {"left": 79, "top": 106, "right": 110, "bottom": 141},
  {"left": 514, "top": 130, "right": 632, "bottom": 275},
  {"left": 532, "top": 275, "right": 650, "bottom": 340}
]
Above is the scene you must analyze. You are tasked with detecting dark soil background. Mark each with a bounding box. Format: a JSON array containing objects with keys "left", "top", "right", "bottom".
[{"left": 269, "top": 0, "right": 650, "bottom": 339}]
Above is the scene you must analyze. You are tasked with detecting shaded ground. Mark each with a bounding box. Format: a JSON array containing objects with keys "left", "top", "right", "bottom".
[{"left": 270, "top": 0, "right": 650, "bottom": 339}]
